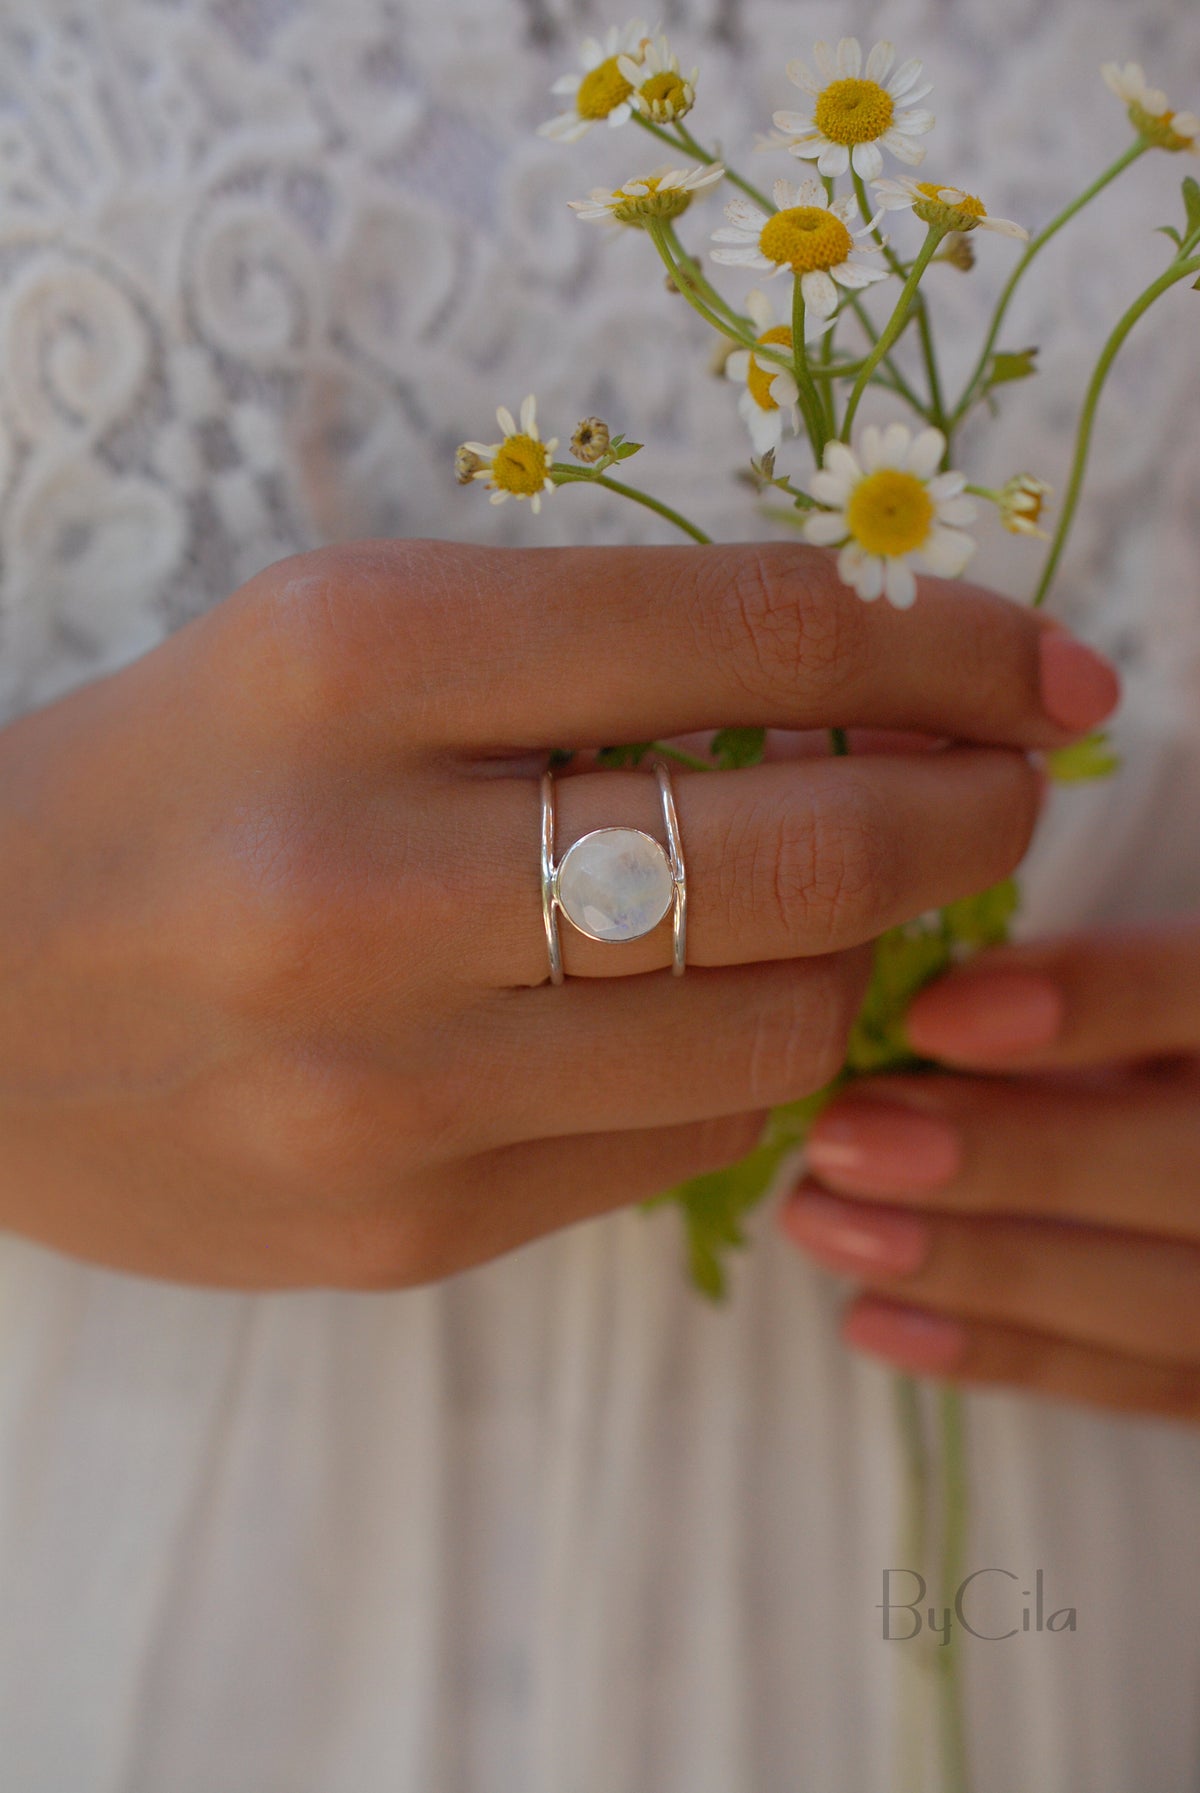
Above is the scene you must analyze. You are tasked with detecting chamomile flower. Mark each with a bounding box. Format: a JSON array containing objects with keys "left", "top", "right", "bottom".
[
  {"left": 723, "top": 290, "right": 804, "bottom": 455},
  {"left": 568, "top": 163, "right": 724, "bottom": 227},
  {"left": 872, "top": 176, "right": 1027, "bottom": 239},
  {"left": 711, "top": 178, "right": 888, "bottom": 318},
  {"left": 619, "top": 33, "right": 698, "bottom": 125},
  {"left": 802, "top": 424, "right": 977, "bottom": 609},
  {"left": 773, "top": 38, "right": 934, "bottom": 181},
  {"left": 998, "top": 473, "right": 1052, "bottom": 537},
  {"left": 538, "top": 21, "right": 650, "bottom": 142},
  {"left": 457, "top": 396, "right": 558, "bottom": 515},
  {"left": 1101, "top": 62, "right": 1198, "bottom": 153}
]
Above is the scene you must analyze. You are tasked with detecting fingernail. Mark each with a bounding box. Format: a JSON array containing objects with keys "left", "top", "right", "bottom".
[
  {"left": 906, "top": 969, "right": 1065, "bottom": 1062},
  {"left": 781, "top": 1187, "right": 931, "bottom": 1276},
  {"left": 807, "top": 1099, "right": 961, "bottom": 1195},
  {"left": 1039, "top": 630, "right": 1120, "bottom": 733},
  {"left": 843, "top": 1298, "right": 968, "bottom": 1374}
]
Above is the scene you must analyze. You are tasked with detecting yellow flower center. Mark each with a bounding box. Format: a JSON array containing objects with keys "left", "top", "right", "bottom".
[
  {"left": 813, "top": 78, "right": 895, "bottom": 146},
  {"left": 640, "top": 70, "right": 689, "bottom": 113},
  {"left": 747, "top": 325, "right": 794, "bottom": 410},
  {"left": 759, "top": 205, "right": 854, "bottom": 272},
  {"left": 916, "top": 183, "right": 986, "bottom": 217},
  {"left": 611, "top": 174, "right": 693, "bottom": 226},
  {"left": 845, "top": 469, "right": 934, "bottom": 557},
  {"left": 491, "top": 436, "right": 550, "bottom": 497},
  {"left": 576, "top": 55, "right": 635, "bottom": 120},
  {"left": 1129, "top": 100, "right": 1197, "bottom": 151}
]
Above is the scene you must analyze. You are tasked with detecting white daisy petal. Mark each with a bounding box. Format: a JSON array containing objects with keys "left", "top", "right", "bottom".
[
  {"left": 884, "top": 558, "right": 919, "bottom": 608},
  {"left": 770, "top": 371, "right": 799, "bottom": 405},
  {"left": 489, "top": 489, "right": 509, "bottom": 505},
  {"left": 936, "top": 497, "right": 979, "bottom": 528},
  {"left": 850, "top": 141, "right": 885, "bottom": 180},
  {"left": 520, "top": 395, "right": 538, "bottom": 435},
  {"left": 837, "top": 37, "right": 863, "bottom": 78},
  {"left": 837, "top": 540, "right": 866, "bottom": 584},
  {"left": 856, "top": 556, "right": 887, "bottom": 602},
  {"left": 829, "top": 193, "right": 860, "bottom": 223},
  {"left": 980, "top": 215, "right": 1029, "bottom": 239},
  {"left": 919, "top": 527, "right": 976, "bottom": 578},
  {"left": 865, "top": 41, "right": 896, "bottom": 84},
  {"left": 712, "top": 246, "right": 771, "bottom": 268},
  {"left": 824, "top": 441, "right": 864, "bottom": 485},
  {"left": 817, "top": 141, "right": 851, "bottom": 177},
  {"left": 800, "top": 268, "right": 839, "bottom": 316},
  {"left": 793, "top": 178, "right": 827, "bottom": 207},
  {"left": 804, "top": 509, "right": 850, "bottom": 546},
  {"left": 712, "top": 224, "right": 760, "bottom": 243},
  {"left": 608, "top": 102, "right": 632, "bottom": 127},
  {"left": 908, "top": 429, "right": 947, "bottom": 478},
  {"left": 749, "top": 406, "right": 784, "bottom": 455},
  {"left": 496, "top": 406, "right": 516, "bottom": 436},
  {"left": 773, "top": 109, "right": 815, "bottom": 134},
  {"left": 773, "top": 177, "right": 801, "bottom": 209},
  {"left": 810, "top": 469, "right": 852, "bottom": 505},
  {"left": 878, "top": 422, "right": 912, "bottom": 468},
  {"left": 745, "top": 289, "right": 775, "bottom": 331},
  {"left": 785, "top": 57, "right": 823, "bottom": 96},
  {"left": 881, "top": 129, "right": 928, "bottom": 167},
  {"left": 892, "top": 107, "right": 936, "bottom": 136},
  {"left": 927, "top": 469, "right": 966, "bottom": 500},
  {"left": 887, "top": 58, "right": 927, "bottom": 99},
  {"left": 812, "top": 41, "right": 838, "bottom": 81},
  {"left": 550, "top": 73, "right": 581, "bottom": 94},
  {"left": 858, "top": 425, "right": 883, "bottom": 472},
  {"left": 724, "top": 350, "right": 752, "bottom": 382},
  {"left": 726, "top": 197, "right": 769, "bottom": 228}
]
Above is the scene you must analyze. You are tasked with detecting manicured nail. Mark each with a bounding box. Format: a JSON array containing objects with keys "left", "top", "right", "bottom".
[
  {"left": 807, "top": 1099, "right": 961, "bottom": 1195},
  {"left": 907, "top": 969, "right": 1065, "bottom": 1062},
  {"left": 781, "top": 1187, "right": 931, "bottom": 1276},
  {"left": 1039, "top": 630, "right": 1120, "bottom": 733},
  {"left": 843, "top": 1298, "right": 968, "bottom": 1374}
]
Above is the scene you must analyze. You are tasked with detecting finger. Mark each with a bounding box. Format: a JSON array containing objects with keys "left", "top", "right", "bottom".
[
  {"left": 801, "top": 1071, "right": 1200, "bottom": 1240},
  {"left": 475, "top": 748, "right": 1040, "bottom": 982},
  {"left": 905, "top": 920, "right": 1200, "bottom": 1069},
  {"left": 351, "top": 1110, "right": 767, "bottom": 1288},
  {"left": 779, "top": 1183, "right": 1200, "bottom": 1366},
  {"left": 471, "top": 951, "right": 870, "bottom": 1145},
  {"left": 281, "top": 541, "right": 1119, "bottom": 752},
  {"left": 840, "top": 1297, "right": 1200, "bottom": 1426}
]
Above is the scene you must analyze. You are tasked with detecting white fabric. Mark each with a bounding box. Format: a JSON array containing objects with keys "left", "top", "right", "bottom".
[{"left": 0, "top": 1, "right": 1199, "bottom": 1788}]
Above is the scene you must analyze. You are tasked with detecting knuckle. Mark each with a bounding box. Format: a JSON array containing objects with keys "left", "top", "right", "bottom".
[
  {"left": 714, "top": 544, "right": 868, "bottom": 710},
  {"left": 743, "top": 962, "right": 859, "bottom": 1107},
  {"left": 780, "top": 779, "right": 896, "bottom": 951}
]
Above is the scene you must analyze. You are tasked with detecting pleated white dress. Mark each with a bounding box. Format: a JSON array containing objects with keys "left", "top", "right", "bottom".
[{"left": 1, "top": 2, "right": 1199, "bottom": 1788}]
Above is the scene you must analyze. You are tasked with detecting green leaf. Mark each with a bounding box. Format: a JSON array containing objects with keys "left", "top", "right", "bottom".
[
  {"left": 547, "top": 747, "right": 576, "bottom": 768},
  {"left": 596, "top": 741, "right": 653, "bottom": 768},
  {"left": 1045, "top": 731, "right": 1121, "bottom": 782},
  {"left": 613, "top": 440, "right": 644, "bottom": 461},
  {"left": 845, "top": 925, "right": 953, "bottom": 1073},
  {"left": 1157, "top": 225, "right": 1184, "bottom": 247},
  {"left": 709, "top": 726, "right": 767, "bottom": 769},
  {"left": 942, "top": 878, "right": 1020, "bottom": 947},
  {"left": 987, "top": 346, "right": 1039, "bottom": 386}
]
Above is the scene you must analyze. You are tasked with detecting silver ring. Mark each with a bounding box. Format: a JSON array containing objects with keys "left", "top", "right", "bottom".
[{"left": 541, "top": 759, "right": 687, "bottom": 985}]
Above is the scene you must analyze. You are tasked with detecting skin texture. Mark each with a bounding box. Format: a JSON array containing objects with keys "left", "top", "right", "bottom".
[
  {"left": 0, "top": 537, "right": 1113, "bottom": 1291},
  {"left": 781, "top": 921, "right": 1200, "bottom": 1424}
]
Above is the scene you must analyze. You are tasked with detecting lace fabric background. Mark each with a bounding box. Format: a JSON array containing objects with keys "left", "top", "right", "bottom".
[{"left": 0, "top": 3, "right": 1199, "bottom": 1791}]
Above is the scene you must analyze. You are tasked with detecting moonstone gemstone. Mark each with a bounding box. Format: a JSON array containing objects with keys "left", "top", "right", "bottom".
[{"left": 556, "top": 828, "right": 674, "bottom": 942}]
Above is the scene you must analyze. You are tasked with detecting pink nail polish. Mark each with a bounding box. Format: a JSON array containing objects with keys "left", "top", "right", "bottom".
[
  {"left": 1039, "top": 630, "right": 1120, "bottom": 733},
  {"left": 807, "top": 1100, "right": 961, "bottom": 1195},
  {"left": 843, "top": 1298, "right": 968, "bottom": 1374},
  {"left": 906, "top": 969, "right": 1065, "bottom": 1062},
  {"left": 782, "top": 1189, "right": 931, "bottom": 1276}
]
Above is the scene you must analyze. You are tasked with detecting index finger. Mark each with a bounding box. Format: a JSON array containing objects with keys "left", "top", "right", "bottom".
[{"left": 322, "top": 540, "right": 1118, "bottom": 753}]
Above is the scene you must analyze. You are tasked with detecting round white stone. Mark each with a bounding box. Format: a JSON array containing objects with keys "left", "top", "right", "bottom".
[{"left": 556, "top": 828, "right": 674, "bottom": 943}]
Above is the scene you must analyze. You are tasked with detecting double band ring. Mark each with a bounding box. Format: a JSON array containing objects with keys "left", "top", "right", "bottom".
[{"left": 541, "top": 759, "right": 688, "bottom": 984}]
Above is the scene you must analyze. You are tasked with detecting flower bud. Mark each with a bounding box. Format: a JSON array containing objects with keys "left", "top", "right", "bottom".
[{"left": 570, "top": 417, "right": 612, "bottom": 464}]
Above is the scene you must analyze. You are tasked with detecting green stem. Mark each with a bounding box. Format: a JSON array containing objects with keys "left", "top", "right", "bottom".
[
  {"left": 1031, "top": 253, "right": 1200, "bottom": 607},
  {"left": 852, "top": 172, "right": 948, "bottom": 438},
  {"left": 551, "top": 465, "right": 712, "bottom": 544},
  {"left": 646, "top": 223, "right": 793, "bottom": 374},
  {"left": 660, "top": 222, "right": 748, "bottom": 328},
  {"left": 842, "top": 227, "right": 947, "bottom": 439},
  {"left": 632, "top": 113, "right": 774, "bottom": 213},
  {"left": 791, "top": 276, "right": 828, "bottom": 457},
  {"left": 937, "top": 1389, "right": 971, "bottom": 1793},
  {"left": 845, "top": 294, "right": 931, "bottom": 419},
  {"left": 950, "top": 140, "right": 1149, "bottom": 426}
]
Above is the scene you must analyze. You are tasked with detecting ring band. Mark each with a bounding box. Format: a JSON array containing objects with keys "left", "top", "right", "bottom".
[{"left": 541, "top": 759, "right": 687, "bottom": 984}]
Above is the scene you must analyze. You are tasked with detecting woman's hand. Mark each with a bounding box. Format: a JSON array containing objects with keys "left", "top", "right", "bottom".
[
  {"left": 0, "top": 538, "right": 1114, "bottom": 1289},
  {"left": 781, "top": 919, "right": 1200, "bottom": 1423}
]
